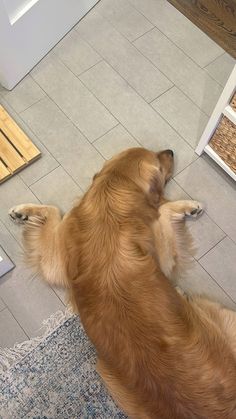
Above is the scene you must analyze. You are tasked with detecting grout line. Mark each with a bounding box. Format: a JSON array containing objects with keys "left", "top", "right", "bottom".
[
  {"left": 29, "top": 165, "right": 62, "bottom": 188},
  {"left": 17, "top": 78, "right": 105, "bottom": 191},
  {"left": 77, "top": 59, "right": 104, "bottom": 77},
  {"left": 1, "top": 304, "right": 30, "bottom": 340},
  {"left": 78, "top": 69, "right": 145, "bottom": 148},
  {"left": 203, "top": 52, "right": 225, "bottom": 69},
  {"left": 77, "top": 59, "right": 200, "bottom": 158},
  {"left": 18, "top": 96, "right": 47, "bottom": 116},
  {"left": 94, "top": 4, "right": 155, "bottom": 44},
  {"left": 196, "top": 235, "right": 227, "bottom": 261},
  {"left": 52, "top": 287, "right": 67, "bottom": 307},
  {"left": 21, "top": 160, "right": 60, "bottom": 188},
  {"left": 128, "top": 0, "right": 224, "bottom": 78},
  {"left": 173, "top": 156, "right": 199, "bottom": 177},
  {"left": 149, "top": 85, "right": 175, "bottom": 105},
  {"left": 0, "top": 216, "right": 25, "bottom": 253},
  {"left": 21, "top": 97, "right": 46, "bottom": 115},
  {"left": 198, "top": 236, "right": 226, "bottom": 261},
  {"left": 151, "top": 106, "right": 198, "bottom": 153},
  {"left": 17, "top": 112, "right": 85, "bottom": 190},
  {"left": 91, "top": 122, "right": 119, "bottom": 144},
  {"left": 75, "top": 15, "right": 219, "bottom": 119},
  {"left": 79, "top": 59, "right": 200, "bottom": 177},
  {"left": 131, "top": 27, "right": 216, "bottom": 118},
  {"left": 55, "top": 51, "right": 103, "bottom": 79},
  {"left": 75, "top": 21, "right": 174, "bottom": 104},
  {"left": 150, "top": 83, "right": 210, "bottom": 122},
  {"left": 195, "top": 262, "right": 236, "bottom": 306},
  {"left": 30, "top": 60, "right": 119, "bottom": 152},
  {"left": 127, "top": 27, "right": 155, "bottom": 43}
]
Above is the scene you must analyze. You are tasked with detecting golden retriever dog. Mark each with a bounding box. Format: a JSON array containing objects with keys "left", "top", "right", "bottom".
[{"left": 9, "top": 148, "right": 236, "bottom": 418}]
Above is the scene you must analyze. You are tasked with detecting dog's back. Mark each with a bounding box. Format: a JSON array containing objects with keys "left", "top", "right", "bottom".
[{"left": 65, "top": 172, "right": 236, "bottom": 419}]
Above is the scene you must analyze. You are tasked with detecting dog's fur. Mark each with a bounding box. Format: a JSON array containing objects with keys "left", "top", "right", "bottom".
[{"left": 10, "top": 148, "right": 236, "bottom": 418}]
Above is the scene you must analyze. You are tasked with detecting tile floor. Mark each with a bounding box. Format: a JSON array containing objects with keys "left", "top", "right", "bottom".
[{"left": 0, "top": 0, "right": 236, "bottom": 348}]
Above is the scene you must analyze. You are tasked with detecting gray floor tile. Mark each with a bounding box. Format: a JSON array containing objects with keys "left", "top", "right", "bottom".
[
  {"left": 178, "top": 260, "right": 236, "bottom": 310},
  {"left": 80, "top": 61, "right": 196, "bottom": 174},
  {"left": 21, "top": 97, "right": 105, "bottom": 191},
  {"left": 130, "top": 0, "right": 223, "bottom": 67},
  {"left": 19, "top": 144, "right": 59, "bottom": 187},
  {"left": 175, "top": 156, "right": 236, "bottom": 242},
  {"left": 134, "top": 28, "right": 222, "bottom": 115},
  {"left": 54, "top": 29, "right": 101, "bottom": 76},
  {"left": 0, "top": 297, "right": 5, "bottom": 311},
  {"left": 0, "top": 175, "right": 40, "bottom": 244},
  {"left": 1, "top": 99, "right": 59, "bottom": 186},
  {"left": 96, "top": 0, "right": 153, "bottom": 42},
  {"left": 199, "top": 237, "right": 236, "bottom": 302},
  {"left": 0, "top": 220, "right": 23, "bottom": 265},
  {"left": 94, "top": 124, "right": 140, "bottom": 159},
  {"left": 0, "top": 219, "right": 40, "bottom": 309},
  {"left": 0, "top": 75, "right": 45, "bottom": 113},
  {"left": 30, "top": 166, "right": 82, "bottom": 213},
  {"left": 53, "top": 286, "right": 68, "bottom": 306},
  {"left": 186, "top": 213, "right": 225, "bottom": 260},
  {"left": 31, "top": 53, "right": 116, "bottom": 142},
  {"left": 0, "top": 309, "right": 28, "bottom": 348},
  {"left": 152, "top": 87, "right": 208, "bottom": 148},
  {"left": 0, "top": 273, "right": 65, "bottom": 338},
  {"left": 76, "top": 11, "right": 172, "bottom": 102},
  {"left": 164, "top": 178, "right": 189, "bottom": 201},
  {"left": 205, "top": 53, "right": 236, "bottom": 86}
]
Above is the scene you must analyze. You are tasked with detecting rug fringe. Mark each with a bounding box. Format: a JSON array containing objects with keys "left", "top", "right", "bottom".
[{"left": 0, "top": 308, "right": 74, "bottom": 372}]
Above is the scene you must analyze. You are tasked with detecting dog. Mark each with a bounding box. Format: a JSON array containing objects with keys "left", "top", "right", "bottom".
[{"left": 9, "top": 148, "right": 236, "bottom": 418}]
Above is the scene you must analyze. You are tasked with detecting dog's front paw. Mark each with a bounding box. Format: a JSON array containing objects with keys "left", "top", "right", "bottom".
[
  {"left": 185, "top": 201, "right": 203, "bottom": 218},
  {"left": 9, "top": 205, "right": 29, "bottom": 223}
]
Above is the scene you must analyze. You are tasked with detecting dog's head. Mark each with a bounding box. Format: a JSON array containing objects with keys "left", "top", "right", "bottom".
[{"left": 93, "top": 147, "right": 174, "bottom": 204}]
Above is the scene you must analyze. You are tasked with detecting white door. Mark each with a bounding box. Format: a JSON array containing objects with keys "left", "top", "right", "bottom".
[{"left": 0, "top": 0, "right": 98, "bottom": 89}]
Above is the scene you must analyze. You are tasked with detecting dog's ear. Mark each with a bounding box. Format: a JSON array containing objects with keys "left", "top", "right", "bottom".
[{"left": 148, "top": 170, "right": 163, "bottom": 207}]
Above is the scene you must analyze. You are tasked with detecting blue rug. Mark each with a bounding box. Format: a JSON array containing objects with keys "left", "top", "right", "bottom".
[{"left": 0, "top": 311, "right": 127, "bottom": 418}]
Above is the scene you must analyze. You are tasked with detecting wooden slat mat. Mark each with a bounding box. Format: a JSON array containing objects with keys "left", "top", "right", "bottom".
[
  {"left": 167, "top": 0, "right": 236, "bottom": 59},
  {"left": 0, "top": 105, "right": 41, "bottom": 184}
]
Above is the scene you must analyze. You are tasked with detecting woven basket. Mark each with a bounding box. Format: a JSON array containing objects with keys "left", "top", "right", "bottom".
[
  {"left": 209, "top": 115, "right": 236, "bottom": 174},
  {"left": 230, "top": 92, "right": 236, "bottom": 112}
]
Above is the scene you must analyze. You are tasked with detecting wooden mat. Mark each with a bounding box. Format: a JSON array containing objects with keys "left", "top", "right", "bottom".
[
  {"left": 167, "top": 0, "right": 236, "bottom": 59},
  {"left": 0, "top": 106, "right": 41, "bottom": 184}
]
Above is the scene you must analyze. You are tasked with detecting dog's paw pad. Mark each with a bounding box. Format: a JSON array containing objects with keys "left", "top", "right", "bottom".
[
  {"left": 9, "top": 207, "right": 28, "bottom": 223},
  {"left": 185, "top": 202, "right": 203, "bottom": 218}
]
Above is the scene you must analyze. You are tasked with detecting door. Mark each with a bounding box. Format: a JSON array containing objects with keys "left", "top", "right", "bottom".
[{"left": 0, "top": 0, "right": 99, "bottom": 89}]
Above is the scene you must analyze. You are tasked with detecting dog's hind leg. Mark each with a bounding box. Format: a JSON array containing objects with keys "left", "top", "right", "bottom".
[{"left": 9, "top": 203, "right": 68, "bottom": 288}]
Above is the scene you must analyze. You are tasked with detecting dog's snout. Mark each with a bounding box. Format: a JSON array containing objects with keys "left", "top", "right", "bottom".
[{"left": 166, "top": 149, "right": 174, "bottom": 157}]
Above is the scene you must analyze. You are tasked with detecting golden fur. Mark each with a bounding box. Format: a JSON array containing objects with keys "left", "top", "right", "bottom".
[{"left": 9, "top": 148, "right": 236, "bottom": 418}]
